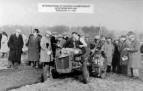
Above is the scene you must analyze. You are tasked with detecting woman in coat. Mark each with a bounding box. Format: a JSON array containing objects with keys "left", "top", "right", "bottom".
[
  {"left": 104, "top": 38, "right": 114, "bottom": 72},
  {"left": 27, "top": 29, "right": 42, "bottom": 68},
  {"left": 127, "top": 33, "right": 141, "bottom": 77},
  {"left": 118, "top": 35, "right": 129, "bottom": 75},
  {"left": 0, "top": 32, "right": 9, "bottom": 57},
  {"left": 40, "top": 31, "right": 52, "bottom": 78}
]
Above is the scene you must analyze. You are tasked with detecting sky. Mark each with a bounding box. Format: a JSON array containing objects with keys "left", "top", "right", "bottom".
[{"left": 0, "top": 0, "right": 143, "bottom": 32}]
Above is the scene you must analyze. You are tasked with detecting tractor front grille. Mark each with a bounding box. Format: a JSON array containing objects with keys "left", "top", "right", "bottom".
[{"left": 56, "top": 56, "right": 70, "bottom": 69}]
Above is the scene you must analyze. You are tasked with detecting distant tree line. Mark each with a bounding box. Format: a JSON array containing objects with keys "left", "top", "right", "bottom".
[{"left": 0, "top": 25, "right": 117, "bottom": 39}]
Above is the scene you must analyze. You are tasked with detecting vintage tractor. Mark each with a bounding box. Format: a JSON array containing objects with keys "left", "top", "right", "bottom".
[{"left": 42, "top": 48, "right": 89, "bottom": 84}]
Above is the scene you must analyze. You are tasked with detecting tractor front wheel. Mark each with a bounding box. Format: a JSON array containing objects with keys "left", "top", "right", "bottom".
[{"left": 51, "top": 69, "right": 59, "bottom": 79}]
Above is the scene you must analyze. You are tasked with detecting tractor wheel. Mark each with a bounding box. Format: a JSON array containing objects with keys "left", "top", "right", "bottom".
[
  {"left": 101, "top": 73, "right": 106, "bottom": 79},
  {"left": 100, "top": 70, "right": 106, "bottom": 79},
  {"left": 51, "top": 69, "right": 59, "bottom": 79}
]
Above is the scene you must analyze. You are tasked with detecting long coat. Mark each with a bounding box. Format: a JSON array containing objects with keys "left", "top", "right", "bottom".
[
  {"left": 104, "top": 42, "right": 114, "bottom": 66},
  {"left": 128, "top": 40, "right": 141, "bottom": 69},
  {"left": 50, "top": 36, "right": 57, "bottom": 58},
  {"left": 40, "top": 36, "right": 52, "bottom": 63},
  {"left": 0, "top": 35, "right": 9, "bottom": 53},
  {"left": 0, "top": 33, "right": 2, "bottom": 49},
  {"left": 8, "top": 34, "right": 24, "bottom": 63},
  {"left": 27, "top": 34, "right": 41, "bottom": 62},
  {"left": 112, "top": 43, "right": 120, "bottom": 67},
  {"left": 118, "top": 40, "right": 129, "bottom": 74}
]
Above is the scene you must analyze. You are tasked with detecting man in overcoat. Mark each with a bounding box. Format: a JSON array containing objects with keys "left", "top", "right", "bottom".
[
  {"left": 26, "top": 29, "right": 42, "bottom": 68},
  {"left": 8, "top": 29, "right": 24, "bottom": 68}
]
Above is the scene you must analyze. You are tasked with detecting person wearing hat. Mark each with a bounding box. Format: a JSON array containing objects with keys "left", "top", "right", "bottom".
[
  {"left": 112, "top": 39, "right": 120, "bottom": 73},
  {"left": 90, "top": 35, "right": 103, "bottom": 54},
  {"left": 8, "top": 29, "right": 24, "bottom": 69},
  {"left": 56, "top": 33, "right": 69, "bottom": 48},
  {"left": 0, "top": 32, "right": 9, "bottom": 58},
  {"left": 118, "top": 35, "right": 129, "bottom": 74},
  {"left": 26, "top": 28, "right": 42, "bottom": 68},
  {"left": 126, "top": 32, "right": 141, "bottom": 77},
  {"left": 104, "top": 37, "right": 114, "bottom": 73}
]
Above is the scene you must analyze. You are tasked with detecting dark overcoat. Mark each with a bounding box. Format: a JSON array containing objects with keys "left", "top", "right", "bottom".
[
  {"left": 118, "top": 40, "right": 129, "bottom": 74},
  {"left": 0, "top": 33, "right": 2, "bottom": 49},
  {"left": 112, "top": 43, "right": 120, "bottom": 67},
  {"left": 8, "top": 34, "right": 24, "bottom": 63},
  {"left": 50, "top": 36, "right": 58, "bottom": 58}
]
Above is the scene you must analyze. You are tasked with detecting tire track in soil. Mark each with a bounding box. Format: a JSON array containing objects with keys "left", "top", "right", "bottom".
[{"left": 0, "top": 65, "right": 42, "bottom": 91}]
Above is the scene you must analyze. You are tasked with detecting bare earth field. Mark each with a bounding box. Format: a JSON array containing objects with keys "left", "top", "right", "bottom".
[
  {"left": 10, "top": 73, "right": 143, "bottom": 91},
  {"left": 0, "top": 54, "right": 143, "bottom": 91}
]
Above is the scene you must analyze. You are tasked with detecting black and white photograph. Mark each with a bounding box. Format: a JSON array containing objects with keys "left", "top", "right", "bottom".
[{"left": 0, "top": 0, "right": 143, "bottom": 91}]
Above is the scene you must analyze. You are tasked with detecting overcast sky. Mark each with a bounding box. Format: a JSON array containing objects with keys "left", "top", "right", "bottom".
[{"left": 0, "top": 0, "right": 142, "bottom": 32}]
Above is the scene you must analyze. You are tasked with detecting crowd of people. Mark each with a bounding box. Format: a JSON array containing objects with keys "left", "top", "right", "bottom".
[
  {"left": 0, "top": 28, "right": 142, "bottom": 79},
  {"left": 90, "top": 32, "right": 141, "bottom": 78}
]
